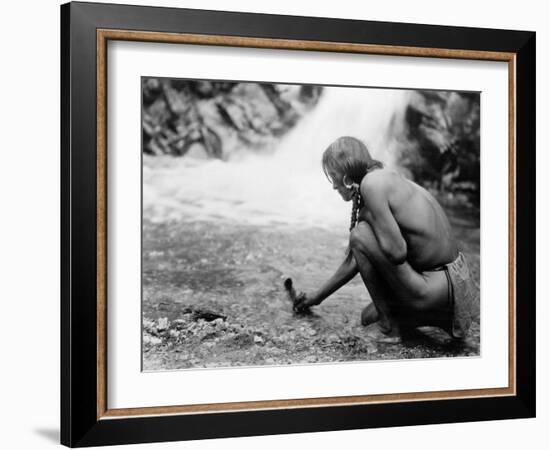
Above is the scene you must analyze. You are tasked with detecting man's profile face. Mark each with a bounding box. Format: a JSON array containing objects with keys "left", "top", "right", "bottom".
[{"left": 327, "top": 169, "right": 353, "bottom": 202}]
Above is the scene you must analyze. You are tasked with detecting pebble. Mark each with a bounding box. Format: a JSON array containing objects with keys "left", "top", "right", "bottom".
[
  {"left": 366, "top": 342, "right": 379, "bottom": 354},
  {"left": 143, "top": 319, "right": 156, "bottom": 329},
  {"left": 157, "top": 317, "right": 169, "bottom": 331},
  {"left": 253, "top": 335, "right": 264, "bottom": 344},
  {"left": 169, "top": 329, "right": 180, "bottom": 338},
  {"left": 143, "top": 335, "right": 162, "bottom": 346}
]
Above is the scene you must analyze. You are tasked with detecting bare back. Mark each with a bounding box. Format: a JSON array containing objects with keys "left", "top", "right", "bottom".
[{"left": 359, "top": 168, "right": 457, "bottom": 271}]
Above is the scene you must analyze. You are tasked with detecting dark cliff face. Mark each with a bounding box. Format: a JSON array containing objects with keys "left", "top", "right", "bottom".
[
  {"left": 398, "top": 91, "right": 480, "bottom": 205},
  {"left": 142, "top": 78, "right": 323, "bottom": 159}
]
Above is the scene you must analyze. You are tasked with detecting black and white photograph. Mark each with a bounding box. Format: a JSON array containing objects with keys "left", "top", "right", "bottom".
[{"left": 141, "top": 78, "right": 481, "bottom": 371}]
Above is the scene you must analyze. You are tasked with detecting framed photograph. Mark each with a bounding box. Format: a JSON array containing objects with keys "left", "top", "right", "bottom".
[{"left": 61, "top": 1, "right": 535, "bottom": 447}]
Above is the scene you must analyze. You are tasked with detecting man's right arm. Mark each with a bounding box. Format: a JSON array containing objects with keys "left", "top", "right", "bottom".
[{"left": 295, "top": 251, "right": 359, "bottom": 311}]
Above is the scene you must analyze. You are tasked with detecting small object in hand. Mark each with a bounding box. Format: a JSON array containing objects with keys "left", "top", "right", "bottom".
[{"left": 284, "top": 278, "right": 310, "bottom": 314}]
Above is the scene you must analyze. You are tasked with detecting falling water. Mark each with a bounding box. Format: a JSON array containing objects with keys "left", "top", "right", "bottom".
[{"left": 143, "top": 86, "right": 410, "bottom": 229}]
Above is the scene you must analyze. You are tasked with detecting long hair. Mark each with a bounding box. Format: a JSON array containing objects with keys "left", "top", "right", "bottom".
[
  {"left": 322, "top": 136, "right": 383, "bottom": 232},
  {"left": 322, "top": 136, "right": 383, "bottom": 186}
]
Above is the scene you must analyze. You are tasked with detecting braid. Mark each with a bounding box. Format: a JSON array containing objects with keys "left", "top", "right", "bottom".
[
  {"left": 344, "top": 186, "right": 363, "bottom": 259},
  {"left": 349, "top": 186, "right": 363, "bottom": 231}
]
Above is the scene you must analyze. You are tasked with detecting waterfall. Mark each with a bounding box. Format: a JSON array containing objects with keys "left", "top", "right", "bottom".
[{"left": 143, "top": 86, "right": 410, "bottom": 229}]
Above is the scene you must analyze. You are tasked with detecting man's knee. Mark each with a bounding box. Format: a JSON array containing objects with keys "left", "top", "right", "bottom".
[{"left": 349, "top": 221, "right": 376, "bottom": 253}]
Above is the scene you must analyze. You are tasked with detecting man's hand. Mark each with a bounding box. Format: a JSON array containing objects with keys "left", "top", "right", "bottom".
[
  {"left": 284, "top": 279, "right": 322, "bottom": 313},
  {"left": 293, "top": 292, "right": 320, "bottom": 313}
]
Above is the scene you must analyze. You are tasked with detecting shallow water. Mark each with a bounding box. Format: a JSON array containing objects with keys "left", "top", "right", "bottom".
[{"left": 142, "top": 213, "right": 480, "bottom": 371}]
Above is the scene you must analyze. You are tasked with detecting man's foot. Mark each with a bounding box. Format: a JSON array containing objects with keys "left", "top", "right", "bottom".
[
  {"left": 362, "top": 320, "right": 403, "bottom": 344},
  {"left": 361, "top": 303, "right": 393, "bottom": 333},
  {"left": 375, "top": 326, "right": 403, "bottom": 344},
  {"left": 361, "top": 303, "right": 379, "bottom": 326}
]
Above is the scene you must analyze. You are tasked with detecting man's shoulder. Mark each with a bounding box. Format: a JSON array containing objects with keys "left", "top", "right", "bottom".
[{"left": 360, "top": 168, "right": 401, "bottom": 194}]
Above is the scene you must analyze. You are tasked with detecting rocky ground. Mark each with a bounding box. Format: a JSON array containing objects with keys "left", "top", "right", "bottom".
[{"left": 142, "top": 201, "right": 480, "bottom": 371}]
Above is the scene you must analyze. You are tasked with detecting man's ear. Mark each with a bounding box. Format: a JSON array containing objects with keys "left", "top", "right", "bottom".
[{"left": 342, "top": 174, "right": 353, "bottom": 189}]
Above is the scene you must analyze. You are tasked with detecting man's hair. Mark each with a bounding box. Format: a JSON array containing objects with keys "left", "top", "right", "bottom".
[{"left": 321, "top": 136, "right": 383, "bottom": 185}]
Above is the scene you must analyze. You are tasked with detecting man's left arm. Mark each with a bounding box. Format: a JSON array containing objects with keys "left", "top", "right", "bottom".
[{"left": 361, "top": 180, "right": 407, "bottom": 265}]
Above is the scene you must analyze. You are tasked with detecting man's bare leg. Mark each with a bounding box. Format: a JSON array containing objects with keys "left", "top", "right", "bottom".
[
  {"left": 351, "top": 221, "right": 449, "bottom": 332},
  {"left": 349, "top": 232, "right": 403, "bottom": 342},
  {"left": 352, "top": 256, "right": 394, "bottom": 330},
  {"left": 360, "top": 302, "right": 380, "bottom": 327}
]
